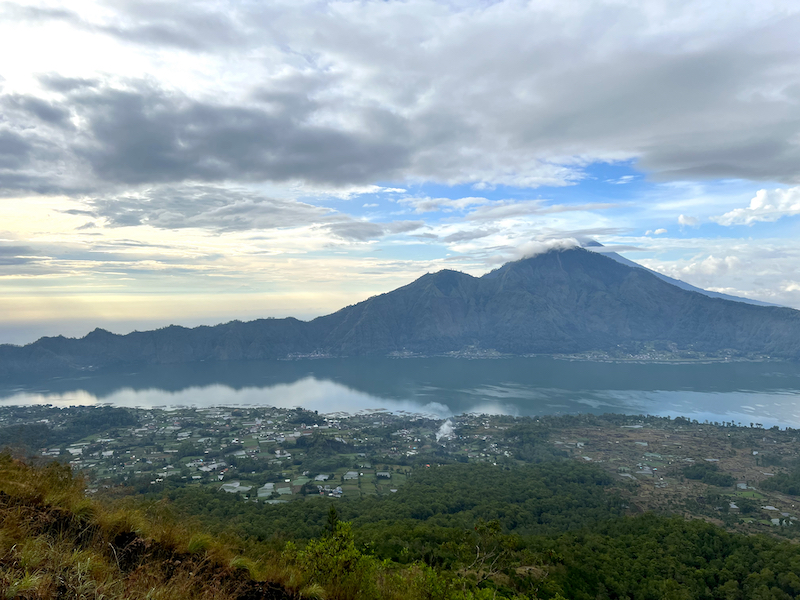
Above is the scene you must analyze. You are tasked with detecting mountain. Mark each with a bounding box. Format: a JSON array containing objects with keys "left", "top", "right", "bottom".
[
  {"left": 313, "top": 247, "right": 800, "bottom": 357},
  {"left": 2, "top": 247, "right": 800, "bottom": 375},
  {"left": 583, "top": 241, "right": 778, "bottom": 307}
]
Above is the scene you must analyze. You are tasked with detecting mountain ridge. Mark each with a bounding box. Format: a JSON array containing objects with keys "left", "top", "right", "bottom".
[
  {"left": 2, "top": 247, "right": 800, "bottom": 375},
  {"left": 583, "top": 241, "right": 778, "bottom": 307}
]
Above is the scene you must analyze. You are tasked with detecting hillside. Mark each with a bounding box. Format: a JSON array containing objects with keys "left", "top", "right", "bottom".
[
  {"left": 2, "top": 247, "right": 800, "bottom": 375},
  {"left": 0, "top": 454, "right": 295, "bottom": 600},
  {"left": 6, "top": 444, "right": 800, "bottom": 600}
]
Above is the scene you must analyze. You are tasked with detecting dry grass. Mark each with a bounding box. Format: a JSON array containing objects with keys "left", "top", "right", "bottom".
[
  {"left": 0, "top": 453, "right": 294, "bottom": 600},
  {"left": 0, "top": 453, "right": 499, "bottom": 600}
]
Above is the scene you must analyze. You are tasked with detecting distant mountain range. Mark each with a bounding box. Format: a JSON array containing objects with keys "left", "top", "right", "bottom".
[{"left": 2, "top": 247, "right": 799, "bottom": 375}]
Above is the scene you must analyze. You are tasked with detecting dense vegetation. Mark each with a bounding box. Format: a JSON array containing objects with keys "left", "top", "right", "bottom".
[
  {"left": 6, "top": 450, "right": 800, "bottom": 599},
  {"left": 682, "top": 462, "right": 736, "bottom": 487},
  {"left": 0, "top": 453, "right": 521, "bottom": 600},
  {"left": 533, "top": 516, "right": 800, "bottom": 600},
  {"left": 165, "top": 462, "right": 623, "bottom": 558},
  {"left": 761, "top": 462, "right": 800, "bottom": 496},
  {"left": 0, "top": 406, "right": 138, "bottom": 452},
  {"left": 155, "top": 459, "right": 800, "bottom": 599}
]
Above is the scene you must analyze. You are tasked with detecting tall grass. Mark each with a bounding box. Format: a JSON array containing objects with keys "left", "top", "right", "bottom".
[{"left": 0, "top": 453, "right": 509, "bottom": 600}]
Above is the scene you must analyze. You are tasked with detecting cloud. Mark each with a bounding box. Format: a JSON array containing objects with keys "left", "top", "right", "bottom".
[
  {"left": 83, "top": 185, "right": 427, "bottom": 244},
  {"left": 713, "top": 187, "right": 800, "bottom": 225},
  {"left": 400, "top": 196, "right": 490, "bottom": 213},
  {"left": 2, "top": 94, "right": 71, "bottom": 126},
  {"left": 0, "top": 129, "right": 33, "bottom": 169},
  {"left": 324, "top": 219, "right": 423, "bottom": 241},
  {"left": 645, "top": 228, "right": 668, "bottom": 235},
  {"left": 324, "top": 221, "right": 385, "bottom": 241},
  {"left": 89, "top": 185, "right": 334, "bottom": 231},
  {"left": 679, "top": 255, "right": 742, "bottom": 277},
  {"left": 514, "top": 239, "right": 580, "bottom": 261},
  {"left": 2, "top": 1, "right": 800, "bottom": 193},
  {"left": 2, "top": 1, "right": 244, "bottom": 52},
  {"left": 74, "top": 85, "right": 410, "bottom": 187},
  {"left": 322, "top": 185, "right": 407, "bottom": 200},
  {"left": 385, "top": 221, "right": 424, "bottom": 234},
  {"left": 442, "top": 228, "right": 498, "bottom": 243},
  {"left": 466, "top": 200, "right": 616, "bottom": 221},
  {"left": 632, "top": 237, "right": 800, "bottom": 308},
  {"left": 0, "top": 244, "right": 37, "bottom": 266},
  {"left": 38, "top": 74, "right": 98, "bottom": 93},
  {"left": 607, "top": 175, "right": 635, "bottom": 185},
  {"left": 0, "top": 81, "right": 412, "bottom": 193},
  {"left": 678, "top": 214, "right": 700, "bottom": 227}
]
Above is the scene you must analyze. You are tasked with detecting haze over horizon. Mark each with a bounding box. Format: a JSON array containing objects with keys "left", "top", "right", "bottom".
[{"left": 2, "top": 0, "right": 800, "bottom": 345}]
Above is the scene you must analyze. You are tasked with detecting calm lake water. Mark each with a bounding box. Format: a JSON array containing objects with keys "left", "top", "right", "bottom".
[{"left": 2, "top": 357, "right": 800, "bottom": 427}]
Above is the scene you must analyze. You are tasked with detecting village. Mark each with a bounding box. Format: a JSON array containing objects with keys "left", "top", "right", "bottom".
[{"left": 2, "top": 403, "right": 799, "bottom": 536}]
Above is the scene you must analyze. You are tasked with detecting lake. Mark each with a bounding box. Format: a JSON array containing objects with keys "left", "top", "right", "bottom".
[{"left": 2, "top": 357, "right": 800, "bottom": 427}]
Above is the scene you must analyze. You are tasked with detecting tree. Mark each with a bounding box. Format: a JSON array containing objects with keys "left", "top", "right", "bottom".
[{"left": 326, "top": 504, "right": 340, "bottom": 535}]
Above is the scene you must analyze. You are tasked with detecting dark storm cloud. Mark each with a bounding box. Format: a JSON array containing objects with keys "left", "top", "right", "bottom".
[
  {"left": 0, "top": 129, "right": 32, "bottom": 169},
  {"left": 0, "top": 91, "right": 87, "bottom": 195},
  {"left": 2, "top": 94, "right": 71, "bottom": 126},
  {"left": 71, "top": 85, "right": 409, "bottom": 187},
  {"left": 4, "top": 1, "right": 800, "bottom": 193}
]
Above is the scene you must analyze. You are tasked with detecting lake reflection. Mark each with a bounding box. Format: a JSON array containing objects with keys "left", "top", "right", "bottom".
[{"left": 2, "top": 357, "right": 800, "bottom": 427}]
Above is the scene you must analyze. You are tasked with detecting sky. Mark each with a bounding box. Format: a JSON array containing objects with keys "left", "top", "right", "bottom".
[{"left": 2, "top": 0, "right": 800, "bottom": 345}]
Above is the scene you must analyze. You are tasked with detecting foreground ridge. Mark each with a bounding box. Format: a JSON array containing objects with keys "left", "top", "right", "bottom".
[{"left": 0, "top": 454, "right": 294, "bottom": 600}]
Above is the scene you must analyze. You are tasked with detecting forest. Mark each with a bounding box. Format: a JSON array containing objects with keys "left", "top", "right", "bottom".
[
  {"left": 5, "top": 452, "right": 800, "bottom": 599},
  {"left": 4, "top": 404, "right": 800, "bottom": 599}
]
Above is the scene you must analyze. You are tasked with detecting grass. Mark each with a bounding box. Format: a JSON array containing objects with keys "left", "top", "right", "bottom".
[
  {"left": 0, "top": 453, "right": 290, "bottom": 600},
  {"left": 0, "top": 453, "right": 513, "bottom": 600},
  {"left": 391, "top": 473, "right": 408, "bottom": 485},
  {"left": 735, "top": 490, "right": 765, "bottom": 499}
]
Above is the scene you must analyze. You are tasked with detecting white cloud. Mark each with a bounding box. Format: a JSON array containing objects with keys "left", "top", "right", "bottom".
[
  {"left": 654, "top": 228, "right": 667, "bottom": 235},
  {"left": 628, "top": 236, "right": 800, "bottom": 308},
  {"left": 678, "top": 214, "right": 699, "bottom": 227},
  {"left": 514, "top": 239, "right": 580, "bottom": 261},
  {"left": 607, "top": 175, "right": 635, "bottom": 185},
  {"left": 714, "top": 187, "right": 800, "bottom": 226},
  {"left": 466, "top": 200, "right": 615, "bottom": 222},
  {"left": 400, "top": 196, "right": 490, "bottom": 213},
  {"left": 681, "top": 255, "right": 742, "bottom": 277},
  {"left": 325, "top": 185, "right": 407, "bottom": 200}
]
